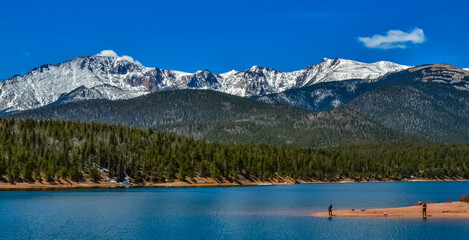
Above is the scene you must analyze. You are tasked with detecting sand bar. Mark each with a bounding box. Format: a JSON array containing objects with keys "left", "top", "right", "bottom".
[{"left": 313, "top": 202, "right": 469, "bottom": 218}]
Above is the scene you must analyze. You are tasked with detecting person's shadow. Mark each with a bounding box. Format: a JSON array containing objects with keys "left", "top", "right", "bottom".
[{"left": 328, "top": 217, "right": 333, "bottom": 221}]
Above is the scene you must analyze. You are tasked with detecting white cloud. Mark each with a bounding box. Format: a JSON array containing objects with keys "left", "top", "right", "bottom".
[
  {"left": 358, "top": 28, "right": 426, "bottom": 49},
  {"left": 96, "top": 50, "right": 142, "bottom": 66},
  {"left": 96, "top": 50, "right": 119, "bottom": 57},
  {"left": 120, "top": 55, "right": 135, "bottom": 63}
]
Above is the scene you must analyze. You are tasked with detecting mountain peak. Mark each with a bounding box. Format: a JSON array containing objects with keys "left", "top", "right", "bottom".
[
  {"left": 320, "top": 57, "right": 341, "bottom": 63},
  {"left": 409, "top": 63, "right": 466, "bottom": 73},
  {"left": 248, "top": 65, "right": 278, "bottom": 73},
  {"left": 220, "top": 70, "right": 239, "bottom": 78},
  {"left": 378, "top": 62, "right": 469, "bottom": 89},
  {"left": 320, "top": 57, "right": 329, "bottom": 62},
  {"left": 250, "top": 65, "right": 263, "bottom": 70}
]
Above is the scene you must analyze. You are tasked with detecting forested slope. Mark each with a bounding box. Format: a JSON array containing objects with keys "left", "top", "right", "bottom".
[
  {"left": 8, "top": 90, "right": 419, "bottom": 147},
  {"left": 1, "top": 118, "right": 467, "bottom": 184}
]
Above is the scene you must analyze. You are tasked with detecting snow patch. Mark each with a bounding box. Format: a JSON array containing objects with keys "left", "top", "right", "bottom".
[
  {"left": 331, "top": 99, "right": 341, "bottom": 107},
  {"left": 313, "top": 89, "right": 333, "bottom": 104}
]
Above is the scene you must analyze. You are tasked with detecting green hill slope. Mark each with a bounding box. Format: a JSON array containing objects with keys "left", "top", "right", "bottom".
[
  {"left": 7, "top": 89, "right": 420, "bottom": 147},
  {"left": 347, "top": 64, "right": 469, "bottom": 143}
]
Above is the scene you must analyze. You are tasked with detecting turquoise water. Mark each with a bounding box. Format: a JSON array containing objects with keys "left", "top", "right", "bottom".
[{"left": 1, "top": 182, "right": 468, "bottom": 239}]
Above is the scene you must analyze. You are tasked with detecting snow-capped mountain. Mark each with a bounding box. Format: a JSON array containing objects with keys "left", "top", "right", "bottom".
[
  {"left": 0, "top": 50, "right": 409, "bottom": 114},
  {"left": 255, "top": 62, "right": 469, "bottom": 113},
  {"left": 221, "top": 58, "right": 409, "bottom": 96}
]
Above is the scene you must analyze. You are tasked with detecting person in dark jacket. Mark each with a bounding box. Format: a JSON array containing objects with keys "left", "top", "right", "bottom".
[
  {"left": 422, "top": 203, "right": 427, "bottom": 218},
  {"left": 328, "top": 204, "right": 333, "bottom": 217}
]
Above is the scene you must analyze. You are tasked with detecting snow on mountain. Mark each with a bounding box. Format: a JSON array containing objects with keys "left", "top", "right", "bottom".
[
  {"left": 313, "top": 58, "right": 410, "bottom": 83},
  {"left": 211, "top": 58, "right": 409, "bottom": 96},
  {"left": 0, "top": 53, "right": 152, "bottom": 114},
  {"left": 0, "top": 50, "right": 410, "bottom": 114}
]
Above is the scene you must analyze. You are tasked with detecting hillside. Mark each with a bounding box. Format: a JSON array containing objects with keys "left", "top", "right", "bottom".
[
  {"left": 347, "top": 64, "right": 469, "bottom": 143},
  {"left": 0, "top": 118, "right": 467, "bottom": 185},
  {"left": 255, "top": 63, "right": 469, "bottom": 144},
  {"left": 253, "top": 79, "right": 374, "bottom": 112},
  {"left": 6, "top": 89, "right": 419, "bottom": 147}
]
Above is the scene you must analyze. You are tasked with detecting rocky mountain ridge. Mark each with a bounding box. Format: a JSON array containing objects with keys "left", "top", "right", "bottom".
[{"left": 0, "top": 50, "right": 409, "bottom": 114}]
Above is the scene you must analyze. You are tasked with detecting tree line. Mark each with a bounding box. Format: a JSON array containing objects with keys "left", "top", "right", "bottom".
[{"left": 0, "top": 118, "right": 468, "bottom": 184}]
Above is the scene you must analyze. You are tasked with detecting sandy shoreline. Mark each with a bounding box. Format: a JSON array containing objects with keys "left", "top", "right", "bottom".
[
  {"left": 0, "top": 176, "right": 297, "bottom": 190},
  {"left": 0, "top": 177, "right": 468, "bottom": 190},
  {"left": 313, "top": 202, "right": 469, "bottom": 218}
]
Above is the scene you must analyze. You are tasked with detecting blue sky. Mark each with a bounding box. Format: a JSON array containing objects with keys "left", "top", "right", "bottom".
[{"left": 0, "top": 0, "right": 468, "bottom": 80}]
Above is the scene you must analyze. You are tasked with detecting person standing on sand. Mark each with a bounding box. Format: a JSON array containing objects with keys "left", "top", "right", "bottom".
[
  {"left": 328, "top": 204, "right": 333, "bottom": 217},
  {"left": 422, "top": 202, "right": 427, "bottom": 218}
]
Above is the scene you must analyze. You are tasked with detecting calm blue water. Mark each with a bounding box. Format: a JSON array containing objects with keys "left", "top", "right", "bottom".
[{"left": 1, "top": 182, "right": 468, "bottom": 240}]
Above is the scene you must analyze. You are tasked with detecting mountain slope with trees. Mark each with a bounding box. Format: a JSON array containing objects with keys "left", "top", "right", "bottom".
[
  {"left": 7, "top": 89, "right": 420, "bottom": 147},
  {"left": 0, "top": 118, "right": 467, "bottom": 185},
  {"left": 347, "top": 64, "right": 469, "bottom": 143}
]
